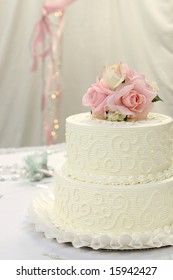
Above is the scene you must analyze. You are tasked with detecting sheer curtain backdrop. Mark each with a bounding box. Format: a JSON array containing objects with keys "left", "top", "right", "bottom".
[
  {"left": 0, "top": 0, "right": 173, "bottom": 147},
  {"left": 0, "top": 0, "right": 45, "bottom": 147}
]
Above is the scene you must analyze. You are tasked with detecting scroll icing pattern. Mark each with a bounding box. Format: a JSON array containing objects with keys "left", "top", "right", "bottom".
[
  {"left": 66, "top": 116, "right": 173, "bottom": 185},
  {"left": 54, "top": 176, "right": 173, "bottom": 234},
  {"left": 137, "top": 189, "right": 172, "bottom": 229}
]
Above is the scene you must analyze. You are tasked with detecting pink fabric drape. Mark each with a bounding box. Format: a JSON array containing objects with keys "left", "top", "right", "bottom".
[
  {"left": 31, "top": 0, "right": 76, "bottom": 144},
  {"left": 32, "top": 0, "right": 76, "bottom": 71}
]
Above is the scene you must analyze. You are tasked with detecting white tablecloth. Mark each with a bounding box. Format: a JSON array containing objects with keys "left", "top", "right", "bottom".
[{"left": 0, "top": 144, "right": 173, "bottom": 260}]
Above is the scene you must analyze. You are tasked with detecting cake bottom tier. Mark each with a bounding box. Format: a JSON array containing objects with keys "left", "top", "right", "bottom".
[{"left": 52, "top": 168, "right": 173, "bottom": 238}]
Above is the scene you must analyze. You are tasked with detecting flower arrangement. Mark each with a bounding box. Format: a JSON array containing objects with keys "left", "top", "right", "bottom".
[{"left": 82, "top": 63, "right": 162, "bottom": 121}]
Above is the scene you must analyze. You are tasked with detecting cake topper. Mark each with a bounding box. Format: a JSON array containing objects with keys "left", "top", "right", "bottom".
[{"left": 82, "top": 63, "right": 162, "bottom": 121}]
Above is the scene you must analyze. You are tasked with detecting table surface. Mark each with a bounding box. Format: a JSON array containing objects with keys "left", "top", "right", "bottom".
[{"left": 0, "top": 144, "right": 173, "bottom": 260}]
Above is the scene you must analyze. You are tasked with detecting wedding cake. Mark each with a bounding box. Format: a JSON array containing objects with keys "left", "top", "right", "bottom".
[{"left": 31, "top": 63, "right": 173, "bottom": 250}]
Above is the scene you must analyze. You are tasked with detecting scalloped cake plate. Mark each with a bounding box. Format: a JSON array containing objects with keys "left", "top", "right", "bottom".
[{"left": 29, "top": 190, "right": 173, "bottom": 250}]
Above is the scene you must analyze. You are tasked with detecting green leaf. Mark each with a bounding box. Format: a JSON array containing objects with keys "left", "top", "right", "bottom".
[{"left": 152, "top": 95, "right": 163, "bottom": 103}]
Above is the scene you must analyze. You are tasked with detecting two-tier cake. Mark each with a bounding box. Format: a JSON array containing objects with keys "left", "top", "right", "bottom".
[{"left": 30, "top": 63, "right": 173, "bottom": 250}]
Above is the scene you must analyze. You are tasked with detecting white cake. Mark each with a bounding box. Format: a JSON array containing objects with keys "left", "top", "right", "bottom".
[
  {"left": 30, "top": 63, "right": 173, "bottom": 249},
  {"left": 64, "top": 113, "right": 173, "bottom": 185},
  {"left": 52, "top": 112, "right": 173, "bottom": 243}
]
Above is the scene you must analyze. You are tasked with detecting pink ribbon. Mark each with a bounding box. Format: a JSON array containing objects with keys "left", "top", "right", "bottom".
[
  {"left": 31, "top": 0, "right": 76, "bottom": 144},
  {"left": 44, "top": 0, "right": 75, "bottom": 14},
  {"left": 32, "top": 0, "right": 76, "bottom": 71}
]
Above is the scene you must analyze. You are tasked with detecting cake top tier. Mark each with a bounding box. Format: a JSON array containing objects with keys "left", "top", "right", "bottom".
[
  {"left": 65, "top": 112, "right": 173, "bottom": 185},
  {"left": 82, "top": 63, "right": 162, "bottom": 121},
  {"left": 67, "top": 112, "right": 172, "bottom": 128}
]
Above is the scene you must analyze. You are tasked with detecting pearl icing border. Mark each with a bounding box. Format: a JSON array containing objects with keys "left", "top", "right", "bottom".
[{"left": 63, "top": 164, "right": 173, "bottom": 185}]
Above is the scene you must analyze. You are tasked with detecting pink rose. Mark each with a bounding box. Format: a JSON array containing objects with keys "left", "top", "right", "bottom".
[
  {"left": 82, "top": 63, "right": 160, "bottom": 121},
  {"left": 121, "top": 63, "right": 138, "bottom": 80},
  {"left": 107, "top": 76, "right": 157, "bottom": 119},
  {"left": 82, "top": 78, "right": 110, "bottom": 114}
]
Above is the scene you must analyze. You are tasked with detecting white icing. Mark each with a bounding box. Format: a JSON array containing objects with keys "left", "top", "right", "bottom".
[
  {"left": 29, "top": 190, "right": 173, "bottom": 250},
  {"left": 62, "top": 162, "right": 173, "bottom": 185},
  {"left": 67, "top": 112, "right": 172, "bottom": 127},
  {"left": 66, "top": 113, "right": 173, "bottom": 185},
  {"left": 29, "top": 112, "right": 173, "bottom": 250},
  {"left": 53, "top": 168, "right": 173, "bottom": 236}
]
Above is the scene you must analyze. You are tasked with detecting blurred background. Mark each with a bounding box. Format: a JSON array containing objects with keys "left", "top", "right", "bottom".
[{"left": 0, "top": 0, "right": 173, "bottom": 148}]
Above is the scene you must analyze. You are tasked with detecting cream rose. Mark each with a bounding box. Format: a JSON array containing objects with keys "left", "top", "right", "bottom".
[{"left": 102, "top": 64, "right": 126, "bottom": 90}]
